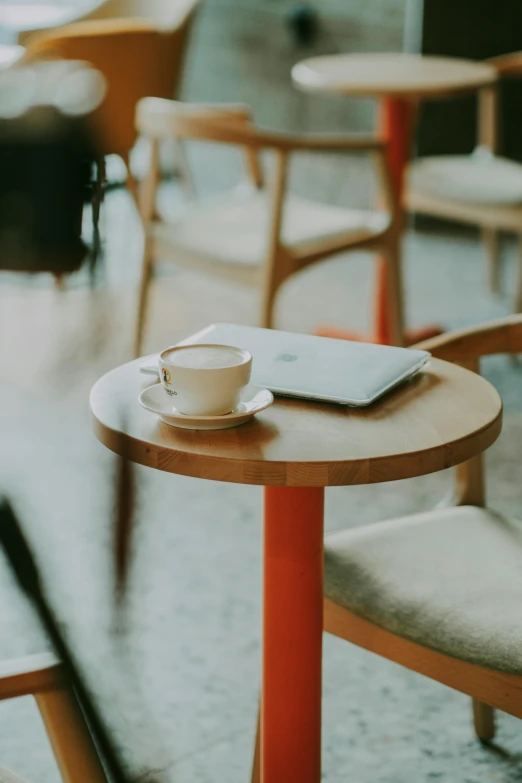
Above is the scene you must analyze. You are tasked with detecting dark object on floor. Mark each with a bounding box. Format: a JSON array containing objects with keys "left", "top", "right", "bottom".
[
  {"left": 286, "top": 4, "right": 319, "bottom": 47},
  {"left": 0, "top": 61, "right": 103, "bottom": 275}
]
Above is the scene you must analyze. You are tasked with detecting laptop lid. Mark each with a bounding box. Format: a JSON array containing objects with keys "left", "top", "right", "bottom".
[{"left": 177, "top": 324, "right": 430, "bottom": 407}]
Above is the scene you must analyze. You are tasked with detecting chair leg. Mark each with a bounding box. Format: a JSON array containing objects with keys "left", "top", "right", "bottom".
[
  {"left": 122, "top": 154, "right": 140, "bottom": 211},
  {"left": 472, "top": 699, "right": 495, "bottom": 742},
  {"left": 482, "top": 228, "right": 501, "bottom": 295},
  {"left": 35, "top": 687, "right": 108, "bottom": 783},
  {"left": 54, "top": 273, "right": 65, "bottom": 290},
  {"left": 514, "top": 234, "right": 522, "bottom": 314},
  {"left": 91, "top": 156, "right": 106, "bottom": 284},
  {"left": 383, "top": 237, "right": 405, "bottom": 347},
  {"left": 251, "top": 703, "right": 261, "bottom": 783},
  {"left": 260, "top": 249, "right": 296, "bottom": 330},
  {"left": 134, "top": 236, "right": 154, "bottom": 358}
]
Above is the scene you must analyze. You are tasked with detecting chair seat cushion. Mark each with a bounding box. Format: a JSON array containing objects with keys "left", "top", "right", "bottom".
[
  {"left": 408, "top": 154, "right": 522, "bottom": 205},
  {"left": 324, "top": 506, "right": 522, "bottom": 674},
  {"left": 152, "top": 188, "right": 388, "bottom": 267}
]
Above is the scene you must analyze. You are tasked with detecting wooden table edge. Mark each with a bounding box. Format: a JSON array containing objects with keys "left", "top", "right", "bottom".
[{"left": 89, "top": 398, "right": 503, "bottom": 488}]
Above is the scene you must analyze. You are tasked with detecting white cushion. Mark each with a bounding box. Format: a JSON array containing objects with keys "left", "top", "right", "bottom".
[
  {"left": 325, "top": 505, "right": 522, "bottom": 674},
  {"left": 152, "top": 188, "right": 388, "bottom": 267},
  {"left": 408, "top": 153, "right": 522, "bottom": 205}
]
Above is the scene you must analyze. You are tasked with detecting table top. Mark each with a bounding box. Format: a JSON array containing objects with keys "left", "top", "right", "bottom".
[
  {"left": 0, "top": 4, "right": 78, "bottom": 32},
  {"left": 89, "top": 355, "right": 502, "bottom": 487},
  {"left": 292, "top": 53, "right": 497, "bottom": 100}
]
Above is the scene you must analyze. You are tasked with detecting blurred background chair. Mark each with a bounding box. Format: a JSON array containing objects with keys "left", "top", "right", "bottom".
[
  {"left": 134, "top": 97, "right": 402, "bottom": 356},
  {"left": 18, "top": 0, "right": 200, "bottom": 47},
  {"left": 23, "top": 9, "right": 199, "bottom": 205},
  {"left": 0, "top": 653, "right": 107, "bottom": 783},
  {"left": 406, "top": 54, "right": 522, "bottom": 312},
  {"left": 322, "top": 315, "right": 522, "bottom": 750}
]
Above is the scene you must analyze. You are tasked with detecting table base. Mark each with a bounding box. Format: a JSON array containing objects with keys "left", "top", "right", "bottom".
[{"left": 262, "top": 486, "right": 324, "bottom": 783}]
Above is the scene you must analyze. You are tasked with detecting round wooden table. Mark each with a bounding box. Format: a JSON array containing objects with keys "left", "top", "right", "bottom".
[
  {"left": 90, "top": 355, "right": 502, "bottom": 783},
  {"left": 292, "top": 53, "right": 497, "bottom": 346}
]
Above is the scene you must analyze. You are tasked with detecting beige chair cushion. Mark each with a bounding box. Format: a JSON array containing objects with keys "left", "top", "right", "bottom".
[
  {"left": 152, "top": 188, "right": 388, "bottom": 267},
  {"left": 0, "top": 767, "right": 28, "bottom": 783},
  {"left": 324, "top": 505, "right": 522, "bottom": 674},
  {"left": 408, "top": 154, "right": 522, "bottom": 205}
]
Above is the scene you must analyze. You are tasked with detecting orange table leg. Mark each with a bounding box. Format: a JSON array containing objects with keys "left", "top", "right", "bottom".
[
  {"left": 316, "top": 96, "right": 443, "bottom": 346},
  {"left": 262, "top": 486, "right": 324, "bottom": 783},
  {"left": 375, "top": 97, "right": 414, "bottom": 345}
]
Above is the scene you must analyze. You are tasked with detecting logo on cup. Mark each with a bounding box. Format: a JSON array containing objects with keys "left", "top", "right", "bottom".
[{"left": 161, "top": 367, "right": 171, "bottom": 384}]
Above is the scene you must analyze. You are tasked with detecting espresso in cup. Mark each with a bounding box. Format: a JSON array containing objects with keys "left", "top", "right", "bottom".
[{"left": 158, "top": 344, "right": 252, "bottom": 416}]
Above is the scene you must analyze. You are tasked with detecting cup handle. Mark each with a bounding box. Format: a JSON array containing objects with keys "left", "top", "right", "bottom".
[{"left": 140, "top": 364, "right": 160, "bottom": 376}]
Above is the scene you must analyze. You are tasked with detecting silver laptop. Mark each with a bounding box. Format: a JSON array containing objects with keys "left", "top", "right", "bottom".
[{"left": 172, "top": 323, "right": 430, "bottom": 407}]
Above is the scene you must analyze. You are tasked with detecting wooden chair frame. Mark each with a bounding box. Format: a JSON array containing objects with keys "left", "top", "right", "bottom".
[
  {"left": 326, "top": 316, "right": 522, "bottom": 741},
  {"left": 0, "top": 653, "right": 107, "bottom": 783},
  {"left": 134, "top": 97, "right": 402, "bottom": 356},
  {"left": 18, "top": 0, "right": 199, "bottom": 47},
  {"left": 250, "top": 314, "right": 522, "bottom": 782},
  {"left": 406, "top": 53, "right": 522, "bottom": 302}
]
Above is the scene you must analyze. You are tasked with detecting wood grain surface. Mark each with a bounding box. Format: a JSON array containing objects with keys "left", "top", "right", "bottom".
[{"left": 90, "top": 355, "right": 502, "bottom": 487}]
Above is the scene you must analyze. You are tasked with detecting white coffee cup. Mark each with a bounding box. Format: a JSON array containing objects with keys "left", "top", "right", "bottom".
[{"left": 158, "top": 343, "right": 252, "bottom": 416}]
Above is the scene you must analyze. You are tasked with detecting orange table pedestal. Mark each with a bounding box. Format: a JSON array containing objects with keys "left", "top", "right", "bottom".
[
  {"left": 262, "top": 486, "right": 324, "bottom": 783},
  {"left": 317, "top": 96, "right": 443, "bottom": 347}
]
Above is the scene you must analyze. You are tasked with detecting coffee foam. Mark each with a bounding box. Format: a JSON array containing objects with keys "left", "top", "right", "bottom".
[{"left": 164, "top": 345, "right": 245, "bottom": 370}]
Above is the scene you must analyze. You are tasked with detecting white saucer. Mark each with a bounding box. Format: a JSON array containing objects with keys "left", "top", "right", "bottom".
[{"left": 139, "top": 383, "right": 274, "bottom": 430}]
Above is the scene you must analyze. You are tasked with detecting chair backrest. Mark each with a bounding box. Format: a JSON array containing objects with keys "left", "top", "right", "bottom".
[
  {"left": 24, "top": 12, "right": 198, "bottom": 159},
  {"left": 476, "top": 52, "right": 522, "bottom": 153},
  {"left": 137, "top": 99, "right": 286, "bottom": 200},
  {"left": 136, "top": 97, "right": 295, "bottom": 149},
  {"left": 77, "top": 0, "right": 198, "bottom": 30},
  {"left": 414, "top": 314, "right": 522, "bottom": 506},
  {"left": 88, "top": 0, "right": 201, "bottom": 101}
]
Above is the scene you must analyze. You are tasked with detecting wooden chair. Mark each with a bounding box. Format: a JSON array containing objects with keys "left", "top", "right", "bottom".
[
  {"left": 18, "top": 0, "right": 200, "bottom": 56},
  {"left": 0, "top": 653, "right": 107, "bottom": 783},
  {"left": 251, "top": 314, "right": 522, "bottom": 781},
  {"left": 134, "top": 97, "right": 402, "bottom": 356},
  {"left": 323, "top": 315, "right": 522, "bottom": 745},
  {"left": 406, "top": 53, "right": 522, "bottom": 310},
  {"left": 23, "top": 11, "right": 198, "bottom": 204}
]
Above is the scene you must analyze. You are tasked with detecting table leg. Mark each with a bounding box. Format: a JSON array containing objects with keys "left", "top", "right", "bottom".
[
  {"left": 262, "top": 486, "right": 324, "bottom": 783},
  {"left": 376, "top": 97, "right": 442, "bottom": 345},
  {"left": 374, "top": 97, "right": 413, "bottom": 345},
  {"left": 316, "top": 96, "right": 443, "bottom": 346}
]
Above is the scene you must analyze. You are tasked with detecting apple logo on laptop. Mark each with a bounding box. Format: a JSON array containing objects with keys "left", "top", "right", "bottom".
[{"left": 276, "top": 353, "right": 298, "bottom": 363}]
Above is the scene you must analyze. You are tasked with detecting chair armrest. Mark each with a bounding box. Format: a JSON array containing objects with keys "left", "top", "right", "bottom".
[
  {"left": 413, "top": 314, "right": 522, "bottom": 361},
  {"left": 488, "top": 51, "right": 522, "bottom": 78},
  {"left": 268, "top": 133, "right": 387, "bottom": 153},
  {"left": 137, "top": 97, "right": 385, "bottom": 152},
  {"left": 0, "top": 653, "right": 63, "bottom": 701}
]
